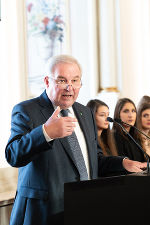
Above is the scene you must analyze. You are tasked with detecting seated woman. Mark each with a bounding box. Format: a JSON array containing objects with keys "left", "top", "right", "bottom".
[
  {"left": 87, "top": 99, "right": 118, "bottom": 156},
  {"left": 112, "top": 98, "right": 145, "bottom": 162},
  {"left": 137, "top": 102, "right": 150, "bottom": 157}
]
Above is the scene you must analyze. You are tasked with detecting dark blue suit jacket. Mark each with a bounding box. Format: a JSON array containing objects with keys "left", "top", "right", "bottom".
[{"left": 5, "top": 91, "right": 124, "bottom": 225}]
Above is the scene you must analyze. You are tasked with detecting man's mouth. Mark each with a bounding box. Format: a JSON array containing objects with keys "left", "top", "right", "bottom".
[{"left": 62, "top": 94, "right": 72, "bottom": 97}]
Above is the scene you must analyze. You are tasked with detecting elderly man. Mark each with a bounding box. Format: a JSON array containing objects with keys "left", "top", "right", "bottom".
[{"left": 5, "top": 55, "right": 147, "bottom": 225}]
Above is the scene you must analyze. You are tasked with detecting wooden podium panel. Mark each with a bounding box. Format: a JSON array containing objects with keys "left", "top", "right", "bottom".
[{"left": 64, "top": 173, "right": 150, "bottom": 225}]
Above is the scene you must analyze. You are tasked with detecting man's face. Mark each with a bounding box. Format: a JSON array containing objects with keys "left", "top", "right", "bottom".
[{"left": 44, "top": 62, "right": 81, "bottom": 109}]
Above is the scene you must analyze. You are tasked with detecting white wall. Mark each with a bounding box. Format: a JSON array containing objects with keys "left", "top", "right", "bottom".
[{"left": 0, "top": 0, "right": 27, "bottom": 167}]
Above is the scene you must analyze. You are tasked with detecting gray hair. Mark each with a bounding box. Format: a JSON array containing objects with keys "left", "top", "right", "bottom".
[{"left": 45, "top": 54, "right": 82, "bottom": 76}]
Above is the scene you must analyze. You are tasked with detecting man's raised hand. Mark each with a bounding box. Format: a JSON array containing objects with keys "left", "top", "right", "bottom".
[{"left": 44, "top": 106, "right": 77, "bottom": 139}]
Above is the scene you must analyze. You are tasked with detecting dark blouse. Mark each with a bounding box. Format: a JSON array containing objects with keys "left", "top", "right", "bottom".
[{"left": 113, "top": 131, "right": 146, "bottom": 162}]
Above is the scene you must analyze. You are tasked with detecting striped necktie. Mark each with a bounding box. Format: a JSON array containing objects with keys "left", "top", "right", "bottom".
[{"left": 61, "top": 109, "right": 88, "bottom": 181}]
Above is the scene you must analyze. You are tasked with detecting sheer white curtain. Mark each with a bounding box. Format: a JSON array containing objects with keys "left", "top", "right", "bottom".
[
  {"left": 119, "top": 0, "right": 150, "bottom": 104},
  {"left": 69, "top": 0, "right": 99, "bottom": 104},
  {"left": 0, "top": 0, "right": 27, "bottom": 167}
]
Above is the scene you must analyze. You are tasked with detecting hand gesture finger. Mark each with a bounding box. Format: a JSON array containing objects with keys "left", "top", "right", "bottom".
[{"left": 44, "top": 107, "right": 77, "bottom": 139}]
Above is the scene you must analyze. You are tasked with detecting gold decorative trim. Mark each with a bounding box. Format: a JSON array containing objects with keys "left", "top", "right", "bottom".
[{"left": 98, "top": 87, "right": 119, "bottom": 93}]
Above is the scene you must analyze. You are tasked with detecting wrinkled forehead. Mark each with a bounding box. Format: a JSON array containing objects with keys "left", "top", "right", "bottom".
[{"left": 52, "top": 62, "right": 82, "bottom": 79}]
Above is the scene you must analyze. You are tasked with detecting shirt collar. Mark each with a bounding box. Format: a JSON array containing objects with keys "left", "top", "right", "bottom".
[{"left": 52, "top": 104, "right": 74, "bottom": 116}]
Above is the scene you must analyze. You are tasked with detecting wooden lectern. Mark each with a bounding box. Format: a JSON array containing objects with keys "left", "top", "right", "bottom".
[{"left": 64, "top": 173, "right": 150, "bottom": 225}]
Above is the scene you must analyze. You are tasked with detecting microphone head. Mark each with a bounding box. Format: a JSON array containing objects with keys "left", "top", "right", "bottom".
[
  {"left": 107, "top": 117, "right": 114, "bottom": 122},
  {"left": 114, "top": 118, "right": 122, "bottom": 123}
]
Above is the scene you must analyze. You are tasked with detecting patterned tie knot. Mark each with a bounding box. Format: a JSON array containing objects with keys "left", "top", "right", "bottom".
[{"left": 61, "top": 109, "right": 69, "bottom": 117}]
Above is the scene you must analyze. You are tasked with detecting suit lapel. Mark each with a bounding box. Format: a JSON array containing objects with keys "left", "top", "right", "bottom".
[
  {"left": 39, "top": 91, "right": 54, "bottom": 121},
  {"left": 59, "top": 138, "right": 77, "bottom": 168}
]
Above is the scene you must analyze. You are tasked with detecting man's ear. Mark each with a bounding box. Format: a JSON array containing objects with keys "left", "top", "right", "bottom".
[{"left": 44, "top": 76, "right": 49, "bottom": 88}]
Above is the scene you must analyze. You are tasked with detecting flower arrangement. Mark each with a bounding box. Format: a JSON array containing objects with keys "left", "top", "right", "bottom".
[{"left": 26, "top": 0, "right": 65, "bottom": 57}]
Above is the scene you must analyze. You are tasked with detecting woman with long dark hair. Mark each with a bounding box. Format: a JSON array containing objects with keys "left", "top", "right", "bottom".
[
  {"left": 137, "top": 95, "right": 150, "bottom": 107},
  {"left": 112, "top": 98, "right": 145, "bottom": 161},
  {"left": 137, "top": 102, "right": 150, "bottom": 157},
  {"left": 87, "top": 99, "right": 117, "bottom": 156}
]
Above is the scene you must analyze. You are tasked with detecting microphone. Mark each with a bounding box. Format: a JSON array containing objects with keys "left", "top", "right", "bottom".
[
  {"left": 107, "top": 117, "right": 114, "bottom": 123},
  {"left": 107, "top": 117, "right": 150, "bottom": 173},
  {"left": 113, "top": 118, "right": 150, "bottom": 141}
]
